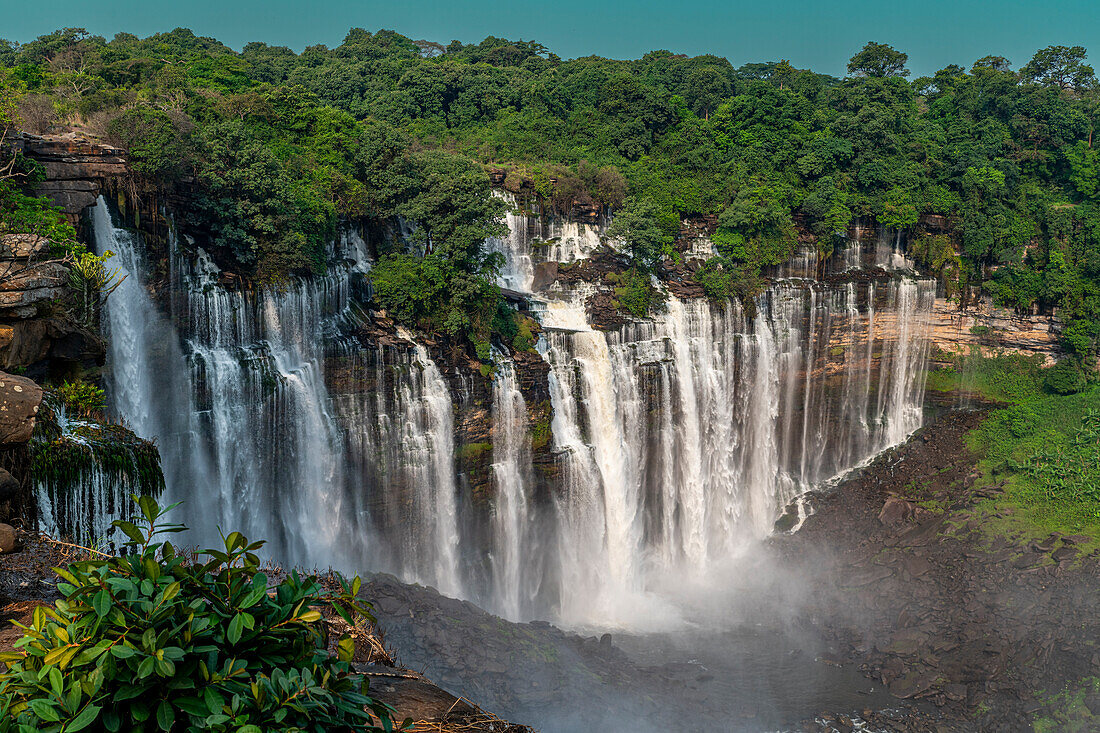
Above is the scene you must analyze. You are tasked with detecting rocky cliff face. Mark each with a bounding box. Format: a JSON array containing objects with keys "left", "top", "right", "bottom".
[
  {"left": 0, "top": 133, "right": 128, "bottom": 378},
  {"left": 0, "top": 232, "right": 102, "bottom": 379},
  {"left": 0, "top": 372, "right": 44, "bottom": 526},
  {"left": 928, "top": 296, "right": 1061, "bottom": 365},
  {"left": 14, "top": 133, "right": 128, "bottom": 225}
]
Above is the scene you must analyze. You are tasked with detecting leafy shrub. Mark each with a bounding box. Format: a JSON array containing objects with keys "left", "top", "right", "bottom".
[
  {"left": 0, "top": 497, "right": 403, "bottom": 733},
  {"left": 613, "top": 268, "right": 663, "bottom": 317},
  {"left": 67, "top": 249, "right": 126, "bottom": 328},
  {"left": 1044, "top": 358, "right": 1091, "bottom": 395},
  {"left": 1010, "top": 409, "right": 1100, "bottom": 508},
  {"left": 54, "top": 380, "right": 106, "bottom": 418}
]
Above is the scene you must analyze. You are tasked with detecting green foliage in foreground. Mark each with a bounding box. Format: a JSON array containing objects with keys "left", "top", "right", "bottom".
[
  {"left": 933, "top": 352, "right": 1100, "bottom": 539},
  {"left": 0, "top": 497, "right": 402, "bottom": 733}
]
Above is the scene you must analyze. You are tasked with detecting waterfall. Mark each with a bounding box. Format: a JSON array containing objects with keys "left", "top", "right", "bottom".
[
  {"left": 488, "top": 352, "right": 533, "bottom": 620},
  {"left": 32, "top": 402, "right": 164, "bottom": 547},
  {"left": 94, "top": 197, "right": 461, "bottom": 587},
  {"left": 96, "top": 197, "right": 349, "bottom": 565},
  {"left": 90, "top": 194, "right": 938, "bottom": 631},
  {"left": 400, "top": 343, "right": 462, "bottom": 595},
  {"left": 325, "top": 337, "right": 464, "bottom": 596},
  {"left": 528, "top": 268, "right": 935, "bottom": 628},
  {"left": 487, "top": 195, "right": 539, "bottom": 293},
  {"left": 486, "top": 192, "right": 606, "bottom": 294}
]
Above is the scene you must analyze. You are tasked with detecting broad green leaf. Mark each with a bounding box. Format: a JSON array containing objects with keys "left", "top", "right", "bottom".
[
  {"left": 48, "top": 665, "right": 63, "bottom": 698},
  {"left": 92, "top": 590, "right": 111, "bottom": 618},
  {"left": 136, "top": 656, "right": 155, "bottom": 679},
  {"left": 112, "top": 521, "right": 145, "bottom": 545},
  {"left": 28, "top": 699, "right": 61, "bottom": 722},
  {"left": 156, "top": 700, "right": 174, "bottom": 731},
  {"left": 67, "top": 704, "right": 102, "bottom": 732},
  {"left": 227, "top": 614, "right": 244, "bottom": 645},
  {"left": 110, "top": 644, "right": 136, "bottom": 659},
  {"left": 161, "top": 581, "right": 181, "bottom": 602}
]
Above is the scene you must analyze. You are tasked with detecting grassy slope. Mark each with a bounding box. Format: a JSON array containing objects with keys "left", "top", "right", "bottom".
[{"left": 927, "top": 351, "right": 1100, "bottom": 547}]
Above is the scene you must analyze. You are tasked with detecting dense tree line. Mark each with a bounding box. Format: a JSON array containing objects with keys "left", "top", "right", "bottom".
[{"left": 1, "top": 28, "right": 1099, "bottom": 366}]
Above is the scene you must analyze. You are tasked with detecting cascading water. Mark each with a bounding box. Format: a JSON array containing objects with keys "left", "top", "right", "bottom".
[
  {"left": 528, "top": 278, "right": 935, "bottom": 628},
  {"left": 94, "top": 197, "right": 462, "bottom": 590},
  {"left": 486, "top": 192, "right": 606, "bottom": 294},
  {"left": 32, "top": 405, "right": 163, "bottom": 546},
  {"left": 488, "top": 350, "right": 534, "bottom": 620},
  {"left": 92, "top": 193, "right": 938, "bottom": 630}
]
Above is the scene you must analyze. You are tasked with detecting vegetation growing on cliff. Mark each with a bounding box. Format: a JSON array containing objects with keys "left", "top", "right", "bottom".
[
  {"left": 3, "top": 28, "right": 1100, "bottom": 358},
  {"left": 0, "top": 496, "right": 403, "bottom": 732},
  {"left": 0, "top": 73, "right": 80, "bottom": 251}
]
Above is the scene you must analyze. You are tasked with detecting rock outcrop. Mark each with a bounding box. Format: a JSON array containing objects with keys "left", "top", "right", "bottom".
[
  {"left": 0, "top": 234, "right": 104, "bottom": 377},
  {"left": 929, "top": 296, "right": 1061, "bottom": 364},
  {"left": 13, "top": 133, "right": 128, "bottom": 223},
  {"left": 0, "top": 133, "right": 121, "bottom": 376}
]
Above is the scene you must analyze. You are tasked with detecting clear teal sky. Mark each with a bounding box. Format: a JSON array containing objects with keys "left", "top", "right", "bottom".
[{"left": 2, "top": 0, "right": 1098, "bottom": 77}]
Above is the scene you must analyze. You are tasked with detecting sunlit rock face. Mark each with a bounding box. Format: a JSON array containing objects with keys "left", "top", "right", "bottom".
[{"left": 92, "top": 192, "right": 940, "bottom": 627}]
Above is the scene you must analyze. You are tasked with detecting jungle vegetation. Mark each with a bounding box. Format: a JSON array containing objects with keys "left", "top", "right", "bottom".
[{"left": 0, "top": 28, "right": 1098, "bottom": 362}]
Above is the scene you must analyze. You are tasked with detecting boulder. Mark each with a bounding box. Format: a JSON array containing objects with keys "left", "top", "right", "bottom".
[
  {"left": 878, "top": 497, "right": 914, "bottom": 526},
  {"left": 0, "top": 372, "right": 43, "bottom": 444},
  {"left": 0, "top": 522, "right": 19, "bottom": 554},
  {"left": 0, "top": 467, "right": 18, "bottom": 503}
]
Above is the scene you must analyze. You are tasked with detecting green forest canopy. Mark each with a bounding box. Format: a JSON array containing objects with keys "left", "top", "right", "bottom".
[{"left": 2, "top": 28, "right": 1100, "bottom": 363}]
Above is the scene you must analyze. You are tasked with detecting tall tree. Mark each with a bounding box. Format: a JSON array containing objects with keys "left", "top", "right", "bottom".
[
  {"left": 1020, "top": 45, "right": 1097, "bottom": 92},
  {"left": 847, "top": 41, "right": 910, "bottom": 78}
]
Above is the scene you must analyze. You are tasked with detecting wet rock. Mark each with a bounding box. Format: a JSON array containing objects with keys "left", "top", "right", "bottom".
[
  {"left": 0, "top": 467, "right": 18, "bottom": 502},
  {"left": 845, "top": 565, "right": 894, "bottom": 587},
  {"left": 530, "top": 262, "right": 559, "bottom": 292},
  {"left": 889, "top": 670, "right": 938, "bottom": 699},
  {"left": 584, "top": 292, "right": 631, "bottom": 330},
  {"left": 1051, "top": 545, "right": 1079, "bottom": 563},
  {"left": 904, "top": 554, "right": 932, "bottom": 577},
  {"left": 0, "top": 523, "right": 20, "bottom": 554},
  {"left": 944, "top": 683, "right": 968, "bottom": 702},
  {"left": 896, "top": 518, "right": 944, "bottom": 548},
  {"left": 880, "top": 629, "right": 930, "bottom": 656},
  {"left": 879, "top": 497, "right": 914, "bottom": 526},
  {"left": 0, "top": 372, "right": 43, "bottom": 444}
]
